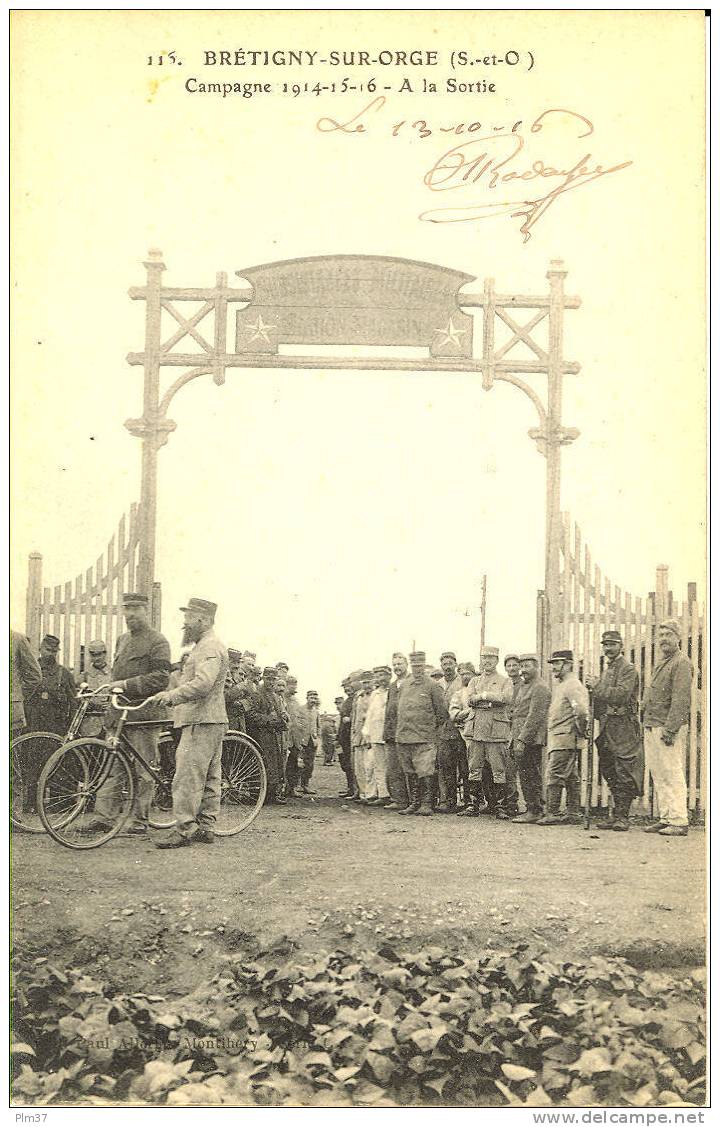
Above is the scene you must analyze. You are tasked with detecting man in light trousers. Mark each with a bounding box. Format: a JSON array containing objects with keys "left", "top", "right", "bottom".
[
  {"left": 361, "top": 665, "right": 392, "bottom": 805},
  {"left": 150, "top": 597, "right": 229, "bottom": 848},
  {"left": 642, "top": 619, "right": 693, "bottom": 837}
]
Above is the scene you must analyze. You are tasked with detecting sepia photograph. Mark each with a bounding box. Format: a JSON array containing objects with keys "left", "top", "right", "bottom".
[{"left": 9, "top": 9, "right": 708, "bottom": 1113}]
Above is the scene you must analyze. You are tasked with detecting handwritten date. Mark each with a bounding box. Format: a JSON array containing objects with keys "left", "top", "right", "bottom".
[{"left": 317, "top": 99, "right": 632, "bottom": 243}]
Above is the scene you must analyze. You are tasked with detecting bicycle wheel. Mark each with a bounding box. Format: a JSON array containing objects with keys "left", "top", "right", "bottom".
[
  {"left": 216, "top": 731, "right": 267, "bottom": 836},
  {"left": 148, "top": 730, "right": 177, "bottom": 830},
  {"left": 11, "top": 731, "right": 63, "bottom": 833},
  {"left": 37, "top": 739, "right": 135, "bottom": 849}
]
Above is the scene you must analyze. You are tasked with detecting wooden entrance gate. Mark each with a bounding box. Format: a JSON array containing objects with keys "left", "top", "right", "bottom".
[
  {"left": 23, "top": 251, "right": 704, "bottom": 817},
  {"left": 26, "top": 250, "right": 584, "bottom": 667},
  {"left": 536, "top": 513, "right": 705, "bottom": 817},
  {"left": 24, "top": 505, "right": 161, "bottom": 674}
]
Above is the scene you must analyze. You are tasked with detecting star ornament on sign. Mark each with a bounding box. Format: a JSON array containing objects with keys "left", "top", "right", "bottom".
[
  {"left": 245, "top": 314, "right": 277, "bottom": 344},
  {"left": 434, "top": 317, "right": 467, "bottom": 350}
]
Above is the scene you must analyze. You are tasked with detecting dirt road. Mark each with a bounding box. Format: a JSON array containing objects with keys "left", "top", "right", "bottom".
[{"left": 11, "top": 763, "right": 705, "bottom": 997}]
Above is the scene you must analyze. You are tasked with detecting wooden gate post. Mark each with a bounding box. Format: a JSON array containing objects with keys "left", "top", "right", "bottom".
[
  {"left": 25, "top": 551, "right": 43, "bottom": 647},
  {"left": 132, "top": 249, "right": 165, "bottom": 600},
  {"left": 545, "top": 260, "right": 567, "bottom": 655}
]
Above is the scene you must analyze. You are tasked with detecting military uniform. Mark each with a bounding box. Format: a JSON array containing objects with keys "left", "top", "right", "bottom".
[
  {"left": 26, "top": 655, "right": 76, "bottom": 736},
  {"left": 284, "top": 686, "right": 305, "bottom": 795},
  {"left": 246, "top": 672, "right": 288, "bottom": 802},
  {"left": 165, "top": 609, "right": 229, "bottom": 837},
  {"left": 94, "top": 598, "right": 171, "bottom": 831},
  {"left": 224, "top": 651, "right": 248, "bottom": 733},
  {"left": 361, "top": 672, "right": 391, "bottom": 802},
  {"left": 383, "top": 674, "right": 409, "bottom": 808},
  {"left": 299, "top": 699, "right": 320, "bottom": 790},
  {"left": 593, "top": 653, "right": 644, "bottom": 819},
  {"left": 641, "top": 622, "right": 693, "bottom": 832},
  {"left": 77, "top": 640, "right": 112, "bottom": 736},
  {"left": 23, "top": 634, "right": 77, "bottom": 813},
  {"left": 336, "top": 690, "right": 356, "bottom": 796},
  {"left": 11, "top": 629, "right": 41, "bottom": 732},
  {"left": 540, "top": 651, "right": 589, "bottom": 824},
  {"left": 465, "top": 656, "right": 514, "bottom": 816},
  {"left": 437, "top": 660, "right": 464, "bottom": 813},
  {"left": 351, "top": 684, "right": 371, "bottom": 799},
  {"left": 509, "top": 664, "right": 551, "bottom": 819},
  {"left": 395, "top": 654, "right": 448, "bottom": 816}
]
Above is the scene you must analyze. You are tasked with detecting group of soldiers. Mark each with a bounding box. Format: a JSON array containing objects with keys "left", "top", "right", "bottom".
[
  {"left": 10, "top": 623, "right": 337, "bottom": 816},
  {"left": 334, "top": 622, "right": 694, "bottom": 835},
  {"left": 10, "top": 609, "right": 694, "bottom": 841},
  {"left": 222, "top": 650, "right": 337, "bottom": 803}
]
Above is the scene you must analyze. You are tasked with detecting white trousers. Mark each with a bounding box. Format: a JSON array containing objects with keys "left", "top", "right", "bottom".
[
  {"left": 353, "top": 745, "right": 367, "bottom": 798},
  {"left": 644, "top": 725, "right": 688, "bottom": 827},
  {"left": 363, "top": 743, "right": 389, "bottom": 799}
]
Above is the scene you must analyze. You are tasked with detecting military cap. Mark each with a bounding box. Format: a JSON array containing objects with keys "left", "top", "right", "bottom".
[
  {"left": 180, "top": 597, "right": 218, "bottom": 618},
  {"left": 373, "top": 664, "right": 392, "bottom": 674},
  {"left": 480, "top": 646, "right": 499, "bottom": 658},
  {"left": 601, "top": 630, "right": 623, "bottom": 644},
  {"left": 409, "top": 651, "right": 426, "bottom": 664},
  {"left": 548, "top": 649, "right": 574, "bottom": 663},
  {"left": 519, "top": 653, "right": 539, "bottom": 664},
  {"left": 262, "top": 665, "right": 277, "bottom": 678},
  {"left": 361, "top": 669, "right": 374, "bottom": 680},
  {"left": 504, "top": 653, "right": 520, "bottom": 666},
  {"left": 228, "top": 648, "right": 242, "bottom": 661},
  {"left": 458, "top": 661, "right": 476, "bottom": 673},
  {"left": 392, "top": 651, "right": 407, "bottom": 660},
  {"left": 659, "top": 619, "right": 681, "bottom": 639},
  {"left": 122, "top": 592, "right": 148, "bottom": 607},
  {"left": 440, "top": 651, "right": 457, "bottom": 661},
  {"left": 242, "top": 650, "right": 257, "bottom": 661},
  {"left": 41, "top": 634, "right": 60, "bottom": 649},
  {"left": 87, "top": 639, "right": 107, "bottom": 654},
  {"left": 276, "top": 661, "right": 290, "bottom": 671}
]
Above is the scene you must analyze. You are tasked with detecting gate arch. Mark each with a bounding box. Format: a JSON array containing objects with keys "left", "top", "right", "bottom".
[{"left": 23, "top": 250, "right": 705, "bottom": 814}]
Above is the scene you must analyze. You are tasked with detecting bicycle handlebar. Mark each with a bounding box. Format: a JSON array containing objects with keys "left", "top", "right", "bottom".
[{"left": 75, "top": 684, "right": 152, "bottom": 712}]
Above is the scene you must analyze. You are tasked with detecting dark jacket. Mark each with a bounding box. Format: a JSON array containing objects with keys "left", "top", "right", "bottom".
[
  {"left": 246, "top": 683, "right": 288, "bottom": 758},
  {"left": 113, "top": 625, "right": 171, "bottom": 720},
  {"left": 26, "top": 660, "right": 77, "bottom": 735},
  {"left": 337, "top": 695, "right": 354, "bottom": 753},
  {"left": 11, "top": 630, "right": 42, "bottom": 729},
  {"left": 510, "top": 678, "right": 552, "bottom": 747},
  {"left": 439, "top": 673, "right": 464, "bottom": 741},
  {"left": 383, "top": 677, "right": 410, "bottom": 743},
  {"left": 593, "top": 655, "right": 642, "bottom": 757},
  {"left": 396, "top": 676, "right": 449, "bottom": 744}
]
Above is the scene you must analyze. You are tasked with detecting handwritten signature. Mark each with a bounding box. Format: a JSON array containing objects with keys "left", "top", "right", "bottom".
[{"left": 317, "top": 101, "right": 632, "bottom": 243}]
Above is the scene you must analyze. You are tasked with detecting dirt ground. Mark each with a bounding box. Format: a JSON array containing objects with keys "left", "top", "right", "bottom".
[{"left": 11, "top": 762, "right": 706, "bottom": 998}]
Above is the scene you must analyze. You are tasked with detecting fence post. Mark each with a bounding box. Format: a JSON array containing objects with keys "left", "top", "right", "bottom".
[
  {"left": 151, "top": 581, "right": 162, "bottom": 631},
  {"left": 655, "top": 565, "right": 669, "bottom": 619},
  {"left": 536, "top": 589, "right": 547, "bottom": 666},
  {"left": 25, "top": 552, "right": 43, "bottom": 647}
]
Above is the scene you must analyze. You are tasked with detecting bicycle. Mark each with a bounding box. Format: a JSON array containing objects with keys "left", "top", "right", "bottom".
[
  {"left": 11, "top": 686, "right": 103, "bottom": 833},
  {"left": 36, "top": 686, "right": 267, "bottom": 849}
]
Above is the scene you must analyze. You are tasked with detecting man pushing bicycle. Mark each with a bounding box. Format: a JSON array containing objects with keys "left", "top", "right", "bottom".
[{"left": 148, "top": 597, "right": 229, "bottom": 849}]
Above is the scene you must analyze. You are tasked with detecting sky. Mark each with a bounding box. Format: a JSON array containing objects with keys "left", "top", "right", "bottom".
[{"left": 11, "top": 11, "right": 706, "bottom": 705}]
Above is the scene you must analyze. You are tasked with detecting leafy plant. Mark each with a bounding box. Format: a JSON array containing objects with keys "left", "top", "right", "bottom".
[{"left": 11, "top": 944, "right": 706, "bottom": 1107}]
